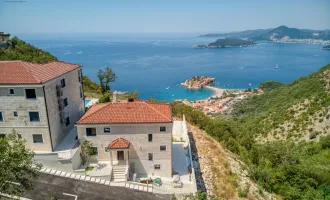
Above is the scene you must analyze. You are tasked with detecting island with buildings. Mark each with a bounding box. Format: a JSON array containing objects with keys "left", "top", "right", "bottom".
[{"left": 181, "top": 76, "right": 215, "bottom": 89}]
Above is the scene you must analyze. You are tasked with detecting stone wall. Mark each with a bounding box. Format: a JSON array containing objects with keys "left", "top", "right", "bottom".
[
  {"left": 76, "top": 122, "right": 173, "bottom": 177},
  {"left": 44, "top": 68, "right": 84, "bottom": 149}
]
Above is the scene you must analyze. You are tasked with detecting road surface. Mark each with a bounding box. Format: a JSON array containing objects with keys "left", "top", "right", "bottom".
[{"left": 21, "top": 173, "right": 170, "bottom": 200}]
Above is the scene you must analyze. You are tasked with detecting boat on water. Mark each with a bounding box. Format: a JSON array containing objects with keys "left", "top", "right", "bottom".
[
  {"left": 276, "top": 64, "right": 279, "bottom": 69},
  {"left": 166, "top": 86, "right": 170, "bottom": 89}
]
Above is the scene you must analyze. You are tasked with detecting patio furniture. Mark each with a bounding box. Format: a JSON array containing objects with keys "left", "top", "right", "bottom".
[
  {"left": 152, "top": 177, "right": 162, "bottom": 187},
  {"left": 173, "top": 181, "right": 183, "bottom": 188}
]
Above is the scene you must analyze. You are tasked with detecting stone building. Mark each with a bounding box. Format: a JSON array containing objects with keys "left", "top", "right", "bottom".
[
  {"left": 75, "top": 99, "right": 173, "bottom": 180},
  {"left": 0, "top": 61, "right": 84, "bottom": 152}
]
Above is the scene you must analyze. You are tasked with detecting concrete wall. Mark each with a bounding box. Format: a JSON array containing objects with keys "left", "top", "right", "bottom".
[
  {"left": 77, "top": 122, "right": 173, "bottom": 177},
  {"left": 0, "top": 85, "right": 52, "bottom": 151},
  {"left": 44, "top": 68, "right": 84, "bottom": 149}
]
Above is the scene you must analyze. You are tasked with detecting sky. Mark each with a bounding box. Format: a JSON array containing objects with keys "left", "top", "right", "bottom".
[{"left": 0, "top": 0, "right": 330, "bottom": 34}]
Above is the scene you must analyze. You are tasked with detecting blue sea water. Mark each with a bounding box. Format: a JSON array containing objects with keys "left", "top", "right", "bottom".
[{"left": 20, "top": 33, "right": 330, "bottom": 101}]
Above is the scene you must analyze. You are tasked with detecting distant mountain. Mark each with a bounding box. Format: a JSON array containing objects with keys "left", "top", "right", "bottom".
[
  {"left": 199, "top": 28, "right": 272, "bottom": 38},
  {"left": 200, "top": 26, "right": 330, "bottom": 41},
  {"left": 194, "top": 38, "right": 254, "bottom": 49},
  {"left": 250, "top": 25, "right": 330, "bottom": 41}
]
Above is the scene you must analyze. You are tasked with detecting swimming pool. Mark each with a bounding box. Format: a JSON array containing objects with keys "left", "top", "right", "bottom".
[{"left": 84, "top": 100, "right": 91, "bottom": 105}]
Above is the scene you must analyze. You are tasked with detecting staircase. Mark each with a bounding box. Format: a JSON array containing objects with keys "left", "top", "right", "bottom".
[{"left": 111, "top": 165, "right": 127, "bottom": 182}]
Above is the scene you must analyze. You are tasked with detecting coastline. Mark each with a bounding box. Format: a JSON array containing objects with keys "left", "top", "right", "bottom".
[{"left": 205, "top": 86, "right": 224, "bottom": 99}]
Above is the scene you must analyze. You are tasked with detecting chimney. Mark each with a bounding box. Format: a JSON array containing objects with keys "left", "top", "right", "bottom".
[{"left": 112, "top": 91, "right": 117, "bottom": 103}]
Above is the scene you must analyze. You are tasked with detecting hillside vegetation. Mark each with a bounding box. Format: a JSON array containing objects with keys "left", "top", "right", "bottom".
[
  {"left": 171, "top": 64, "right": 330, "bottom": 199},
  {"left": 0, "top": 36, "right": 57, "bottom": 63}
]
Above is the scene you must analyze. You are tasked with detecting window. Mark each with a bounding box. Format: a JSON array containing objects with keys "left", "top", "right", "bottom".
[
  {"left": 25, "top": 89, "right": 36, "bottom": 99},
  {"left": 160, "top": 126, "right": 166, "bottom": 132},
  {"left": 61, "top": 79, "right": 66, "bottom": 88},
  {"left": 148, "top": 134, "right": 153, "bottom": 142},
  {"left": 0, "top": 112, "right": 3, "bottom": 122},
  {"left": 91, "top": 147, "right": 98, "bottom": 155},
  {"left": 18, "top": 134, "right": 22, "bottom": 139},
  {"left": 154, "top": 164, "right": 161, "bottom": 170},
  {"left": 78, "top": 69, "right": 82, "bottom": 83},
  {"left": 13, "top": 111, "right": 18, "bottom": 117},
  {"left": 8, "top": 89, "right": 15, "bottom": 95},
  {"left": 86, "top": 128, "right": 96, "bottom": 136},
  {"left": 29, "top": 112, "right": 40, "bottom": 122},
  {"left": 33, "top": 134, "right": 43, "bottom": 143},
  {"left": 64, "top": 98, "right": 68, "bottom": 107},
  {"left": 0, "top": 134, "right": 6, "bottom": 138},
  {"left": 80, "top": 86, "right": 83, "bottom": 98},
  {"left": 104, "top": 127, "right": 110, "bottom": 133},
  {"left": 160, "top": 145, "right": 167, "bottom": 151},
  {"left": 148, "top": 153, "right": 153, "bottom": 161},
  {"left": 65, "top": 116, "right": 70, "bottom": 127}
]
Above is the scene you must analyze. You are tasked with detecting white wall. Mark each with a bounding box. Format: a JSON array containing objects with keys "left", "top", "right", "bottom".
[{"left": 77, "top": 122, "right": 173, "bottom": 177}]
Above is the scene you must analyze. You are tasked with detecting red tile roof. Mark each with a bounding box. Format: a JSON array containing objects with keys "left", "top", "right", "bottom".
[
  {"left": 77, "top": 101, "right": 172, "bottom": 124},
  {"left": 109, "top": 138, "right": 130, "bottom": 149},
  {"left": 0, "top": 61, "right": 80, "bottom": 84}
]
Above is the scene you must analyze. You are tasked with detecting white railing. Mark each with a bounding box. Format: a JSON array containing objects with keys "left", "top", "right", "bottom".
[{"left": 125, "top": 165, "right": 129, "bottom": 181}]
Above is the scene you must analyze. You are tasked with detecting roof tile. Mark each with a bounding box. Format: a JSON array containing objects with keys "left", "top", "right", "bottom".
[
  {"left": 109, "top": 138, "right": 130, "bottom": 149},
  {"left": 0, "top": 61, "right": 80, "bottom": 84},
  {"left": 77, "top": 101, "right": 172, "bottom": 124}
]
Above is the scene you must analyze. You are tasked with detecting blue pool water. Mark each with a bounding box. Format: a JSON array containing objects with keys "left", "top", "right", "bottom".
[
  {"left": 84, "top": 100, "right": 91, "bottom": 105},
  {"left": 20, "top": 33, "right": 330, "bottom": 101}
]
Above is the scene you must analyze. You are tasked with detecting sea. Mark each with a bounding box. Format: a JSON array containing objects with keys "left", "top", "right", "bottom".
[{"left": 19, "top": 33, "right": 330, "bottom": 102}]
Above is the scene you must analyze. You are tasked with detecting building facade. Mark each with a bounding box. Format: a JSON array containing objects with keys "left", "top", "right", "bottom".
[
  {"left": 76, "top": 100, "right": 173, "bottom": 178},
  {"left": 0, "top": 61, "right": 84, "bottom": 152}
]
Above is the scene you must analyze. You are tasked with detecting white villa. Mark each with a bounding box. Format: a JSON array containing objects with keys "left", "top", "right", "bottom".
[
  {"left": 0, "top": 61, "right": 84, "bottom": 152},
  {"left": 76, "top": 98, "right": 173, "bottom": 180}
]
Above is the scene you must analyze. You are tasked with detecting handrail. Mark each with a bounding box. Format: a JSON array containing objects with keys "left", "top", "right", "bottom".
[{"left": 125, "top": 165, "right": 129, "bottom": 181}]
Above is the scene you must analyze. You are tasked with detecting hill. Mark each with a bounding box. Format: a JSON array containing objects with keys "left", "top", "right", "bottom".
[
  {"left": 208, "top": 38, "right": 254, "bottom": 48},
  {"left": 250, "top": 25, "right": 330, "bottom": 41},
  {"left": 0, "top": 36, "right": 57, "bottom": 63},
  {"left": 194, "top": 38, "right": 255, "bottom": 49},
  {"left": 200, "top": 26, "right": 330, "bottom": 41},
  {"left": 171, "top": 64, "right": 330, "bottom": 199},
  {"left": 199, "top": 28, "right": 272, "bottom": 38}
]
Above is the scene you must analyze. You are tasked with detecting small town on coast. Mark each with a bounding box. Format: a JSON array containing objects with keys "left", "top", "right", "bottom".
[{"left": 178, "top": 76, "right": 264, "bottom": 116}]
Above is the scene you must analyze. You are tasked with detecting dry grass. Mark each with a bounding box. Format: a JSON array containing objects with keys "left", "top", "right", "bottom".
[{"left": 188, "top": 123, "right": 238, "bottom": 199}]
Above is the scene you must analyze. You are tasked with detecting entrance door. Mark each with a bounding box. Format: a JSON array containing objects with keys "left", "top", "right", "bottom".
[{"left": 117, "top": 151, "right": 124, "bottom": 160}]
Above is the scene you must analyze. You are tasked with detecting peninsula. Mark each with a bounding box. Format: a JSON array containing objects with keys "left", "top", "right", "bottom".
[
  {"left": 323, "top": 45, "right": 330, "bottom": 50},
  {"left": 181, "top": 76, "right": 215, "bottom": 89},
  {"left": 194, "top": 38, "right": 254, "bottom": 49}
]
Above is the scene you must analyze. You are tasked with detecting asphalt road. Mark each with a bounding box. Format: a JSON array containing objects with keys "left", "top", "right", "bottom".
[{"left": 21, "top": 173, "right": 170, "bottom": 200}]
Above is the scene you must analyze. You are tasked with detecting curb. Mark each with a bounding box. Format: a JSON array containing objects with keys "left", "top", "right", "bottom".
[{"left": 39, "top": 168, "right": 154, "bottom": 193}]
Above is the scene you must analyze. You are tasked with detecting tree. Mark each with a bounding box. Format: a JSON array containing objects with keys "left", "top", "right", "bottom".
[
  {"left": 104, "top": 66, "right": 117, "bottom": 91},
  {"left": 98, "top": 92, "right": 111, "bottom": 103},
  {"left": 96, "top": 66, "right": 117, "bottom": 94},
  {"left": 97, "top": 69, "right": 105, "bottom": 94},
  {"left": 80, "top": 140, "right": 96, "bottom": 165},
  {"left": 128, "top": 91, "right": 139, "bottom": 100},
  {"left": 258, "top": 81, "right": 283, "bottom": 91},
  {"left": 0, "top": 130, "right": 42, "bottom": 196}
]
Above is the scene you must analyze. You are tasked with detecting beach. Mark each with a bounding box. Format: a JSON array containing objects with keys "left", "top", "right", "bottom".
[{"left": 205, "top": 86, "right": 224, "bottom": 98}]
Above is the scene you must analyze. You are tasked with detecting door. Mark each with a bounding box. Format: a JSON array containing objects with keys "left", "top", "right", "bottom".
[{"left": 117, "top": 151, "right": 124, "bottom": 160}]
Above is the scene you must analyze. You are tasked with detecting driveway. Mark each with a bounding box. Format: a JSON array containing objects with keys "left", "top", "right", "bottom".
[{"left": 22, "top": 173, "right": 170, "bottom": 200}]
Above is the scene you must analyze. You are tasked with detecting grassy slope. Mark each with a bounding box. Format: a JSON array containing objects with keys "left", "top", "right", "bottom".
[
  {"left": 0, "top": 37, "right": 57, "bottom": 63},
  {"left": 171, "top": 64, "right": 330, "bottom": 199}
]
